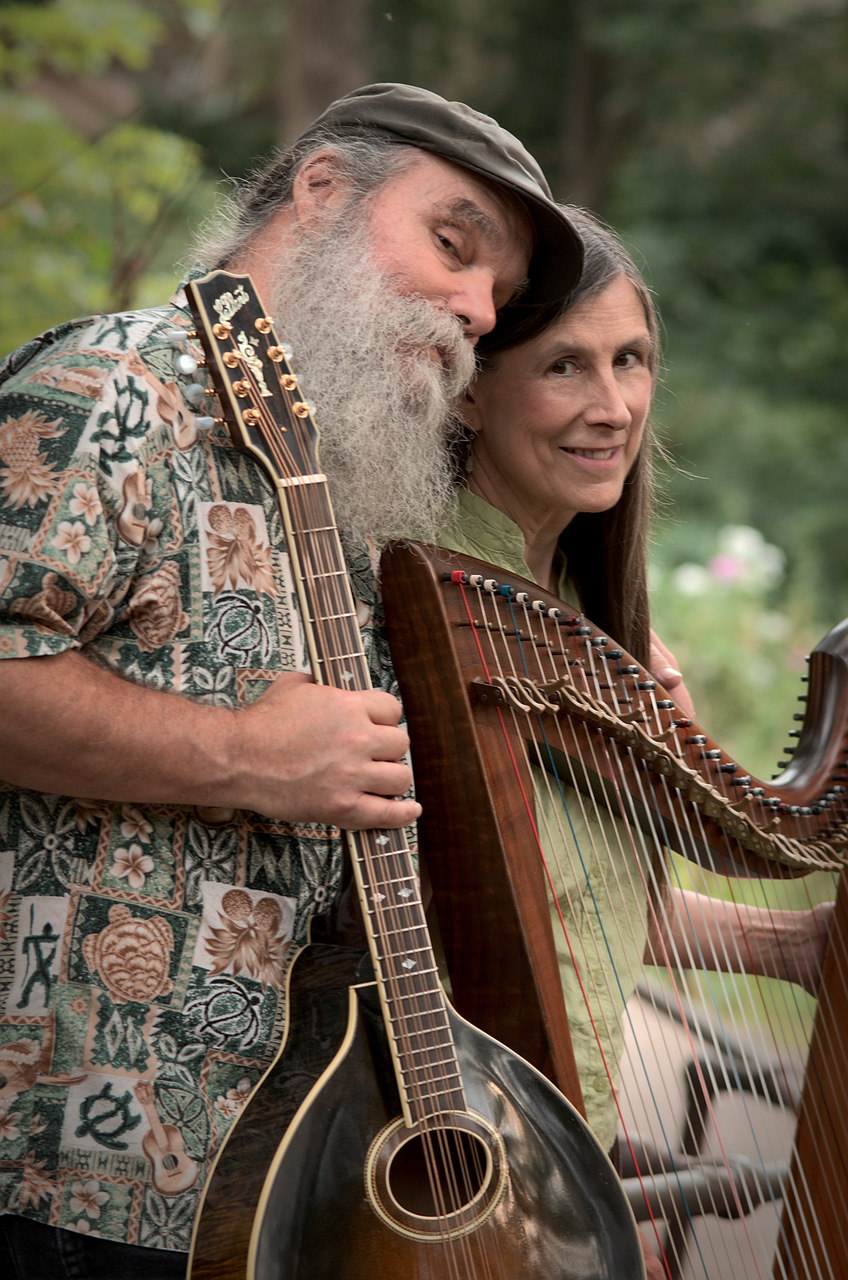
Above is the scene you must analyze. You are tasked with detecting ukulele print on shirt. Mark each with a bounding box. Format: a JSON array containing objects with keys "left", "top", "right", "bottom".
[{"left": 135, "top": 1079, "right": 199, "bottom": 1194}]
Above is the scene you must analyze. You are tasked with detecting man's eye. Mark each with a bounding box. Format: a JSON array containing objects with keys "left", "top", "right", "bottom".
[{"left": 437, "top": 233, "right": 459, "bottom": 256}]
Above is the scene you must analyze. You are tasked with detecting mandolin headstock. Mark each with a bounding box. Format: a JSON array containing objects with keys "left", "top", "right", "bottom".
[{"left": 185, "top": 269, "right": 321, "bottom": 487}]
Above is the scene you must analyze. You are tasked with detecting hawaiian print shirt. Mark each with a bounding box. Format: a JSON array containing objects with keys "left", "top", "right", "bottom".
[{"left": 0, "top": 282, "right": 400, "bottom": 1250}]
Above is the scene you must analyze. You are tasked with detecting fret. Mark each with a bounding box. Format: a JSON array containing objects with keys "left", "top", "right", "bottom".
[
  {"left": 396, "top": 1077, "right": 466, "bottom": 1106},
  {"left": 377, "top": 957, "right": 439, "bottom": 981},
  {"left": 394, "top": 1043, "right": 455, "bottom": 1067},
  {"left": 399, "top": 1061, "right": 464, "bottom": 1086},
  {"left": 388, "top": 1017, "right": 450, "bottom": 1044},
  {"left": 290, "top": 522, "right": 339, "bottom": 537},
  {"left": 276, "top": 472, "right": 326, "bottom": 488},
  {"left": 389, "top": 1008, "right": 450, "bottom": 1032},
  {"left": 300, "top": 567, "right": 351, "bottom": 583},
  {"left": 374, "top": 930, "right": 432, "bottom": 952}
]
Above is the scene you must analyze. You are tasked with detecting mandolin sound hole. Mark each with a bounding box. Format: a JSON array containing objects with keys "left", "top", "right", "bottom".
[
  {"left": 366, "top": 1110, "right": 508, "bottom": 1241},
  {"left": 388, "top": 1127, "right": 486, "bottom": 1216}
]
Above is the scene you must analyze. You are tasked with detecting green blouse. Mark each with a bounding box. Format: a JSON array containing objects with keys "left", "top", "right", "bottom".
[{"left": 434, "top": 487, "right": 650, "bottom": 1151}]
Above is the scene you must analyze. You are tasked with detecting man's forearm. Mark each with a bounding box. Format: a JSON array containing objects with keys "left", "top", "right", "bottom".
[
  {"left": 0, "top": 649, "right": 244, "bottom": 807},
  {"left": 0, "top": 650, "right": 421, "bottom": 830}
]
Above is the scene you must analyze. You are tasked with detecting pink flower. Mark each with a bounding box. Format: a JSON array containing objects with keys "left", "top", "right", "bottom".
[{"left": 708, "top": 552, "right": 742, "bottom": 583}]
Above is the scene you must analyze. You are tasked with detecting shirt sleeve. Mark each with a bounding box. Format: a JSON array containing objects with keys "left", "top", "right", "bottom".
[{"left": 0, "top": 323, "right": 152, "bottom": 659}]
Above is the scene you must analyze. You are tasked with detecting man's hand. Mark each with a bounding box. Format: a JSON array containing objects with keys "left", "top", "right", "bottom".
[{"left": 231, "top": 671, "right": 419, "bottom": 829}]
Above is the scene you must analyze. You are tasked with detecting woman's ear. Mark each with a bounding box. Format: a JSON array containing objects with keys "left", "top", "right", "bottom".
[
  {"left": 290, "top": 149, "right": 352, "bottom": 226},
  {"left": 460, "top": 384, "right": 482, "bottom": 433}
]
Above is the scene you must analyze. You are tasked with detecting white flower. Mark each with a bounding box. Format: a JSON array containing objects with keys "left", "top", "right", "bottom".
[
  {"left": 714, "top": 524, "right": 785, "bottom": 591},
  {"left": 69, "top": 1178, "right": 109, "bottom": 1220},
  {"left": 672, "top": 563, "right": 710, "bottom": 597},
  {"left": 119, "top": 806, "right": 153, "bottom": 844},
  {"left": 214, "top": 1076, "right": 253, "bottom": 1118},
  {"left": 0, "top": 1105, "right": 22, "bottom": 1143},
  {"left": 111, "top": 843, "right": 155, "bottom": 889},
  {"left": 68, "top": 483, "right": 102, "bottom": 526},
  {"left": 51, "top": 520, "right": 91, "bottom": 565}
]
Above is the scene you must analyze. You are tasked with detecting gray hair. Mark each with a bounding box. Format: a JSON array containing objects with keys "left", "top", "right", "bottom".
[{"left": 191, "top": 133, "right": 418, "bottom": 267}]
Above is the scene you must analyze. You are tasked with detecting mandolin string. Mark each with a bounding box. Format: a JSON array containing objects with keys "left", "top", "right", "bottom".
[
  {"left": 287, "top": 491, "right": 489, "bottom": 1273},
  {"left": 468, "top": 578, "right": 845, "bottom": 1280},
  {"left": 247, "top": 401, "right": 487, "bottom": 1271},
  {"left": 292, "top": 473, "right": 515, "bottom": 1271}
]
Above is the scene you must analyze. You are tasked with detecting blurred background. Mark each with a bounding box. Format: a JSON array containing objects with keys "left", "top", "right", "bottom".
[{"left": 3, "top": 0, "right": 847, "bottom": 781}]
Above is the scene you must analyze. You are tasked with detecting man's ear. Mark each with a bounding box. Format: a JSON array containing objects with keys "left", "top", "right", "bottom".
[{"left": 290, "top": 149, "right": 353, "bottom": 226}]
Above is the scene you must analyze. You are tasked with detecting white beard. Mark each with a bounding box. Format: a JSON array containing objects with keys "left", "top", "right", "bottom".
[{"left": 263, "top": 214, "right": 475, "bottom": 546}]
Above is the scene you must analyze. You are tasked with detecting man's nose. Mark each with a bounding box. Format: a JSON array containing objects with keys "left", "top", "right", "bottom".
[{"left": 447, "top": 272, "right": 498, "bottom": 339}]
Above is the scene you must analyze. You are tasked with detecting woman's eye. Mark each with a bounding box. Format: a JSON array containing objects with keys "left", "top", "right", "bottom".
[
  {"left": 550, "top": 357, "right": 578, "bottom": 376},
  {"left": 617, "top": 350, "right": 644, "bottom": 368}
]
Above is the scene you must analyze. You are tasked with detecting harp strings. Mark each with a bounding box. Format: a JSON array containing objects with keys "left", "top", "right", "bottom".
[{"left": 455, "top": 572, "right": 845, "bottom": 1280}]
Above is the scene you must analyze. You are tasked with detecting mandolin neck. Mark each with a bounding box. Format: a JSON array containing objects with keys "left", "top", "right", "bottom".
[
  {"left": 283, "top": 484, "right": 465, "bottom": 1123},
  {"left": 186, "top": 269, "right": 463, "bottom": 1127}
]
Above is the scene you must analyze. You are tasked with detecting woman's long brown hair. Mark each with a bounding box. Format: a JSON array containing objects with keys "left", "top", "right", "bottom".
[{"left": 476, "top": 205, "right": 661, "bottom": 668}]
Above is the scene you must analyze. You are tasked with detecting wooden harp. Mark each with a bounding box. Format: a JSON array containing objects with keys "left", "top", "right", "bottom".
[{"left": 381, "top": 540, "right": 848, "bottom": 1280}]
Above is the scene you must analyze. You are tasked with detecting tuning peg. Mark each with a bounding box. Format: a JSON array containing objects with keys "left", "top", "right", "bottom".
[
  {"left": 183, "top": 382, "right": 209, "bottom": 407},
  {"left": 173, "top": 351, "right": 199, "bottom": 377},
  {"left": 268, "top": 342, "right": 293, "bottom": 364}
]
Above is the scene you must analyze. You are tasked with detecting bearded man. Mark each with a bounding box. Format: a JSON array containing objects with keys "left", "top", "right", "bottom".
[{"left": 0, "top": 84, "right": 581, "bottom": 1276}]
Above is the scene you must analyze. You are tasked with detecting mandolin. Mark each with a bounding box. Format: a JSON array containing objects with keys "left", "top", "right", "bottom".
[{"left": 184, "top": 270, "right": 645, "bottom": 1280}]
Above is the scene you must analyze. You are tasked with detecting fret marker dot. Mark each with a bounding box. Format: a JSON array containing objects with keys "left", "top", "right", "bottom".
[
  {"left": 376, "top": 835, "right": 389, "bottom": 846},
  {"left": 341, "top": 670, "right": 354, "bottom": 683},
  {"left": 373, "top": 893, "right": 385, "bottom": 902},
  {"left": 398, "top": 888, "right": 412, "bottom": 898},
  {"left": 402, "top": 959, "right": 416, "bottom": 970}
]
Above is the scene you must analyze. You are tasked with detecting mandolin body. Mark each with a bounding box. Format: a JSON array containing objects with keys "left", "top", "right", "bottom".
[{"left": 252, "top": 980, "right": 644, "bottom": 1280}]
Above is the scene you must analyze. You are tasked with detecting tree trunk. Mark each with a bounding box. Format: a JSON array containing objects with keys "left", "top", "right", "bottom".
[{"left": 276, "top": 0, "right": 370, "bottom": 145}]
